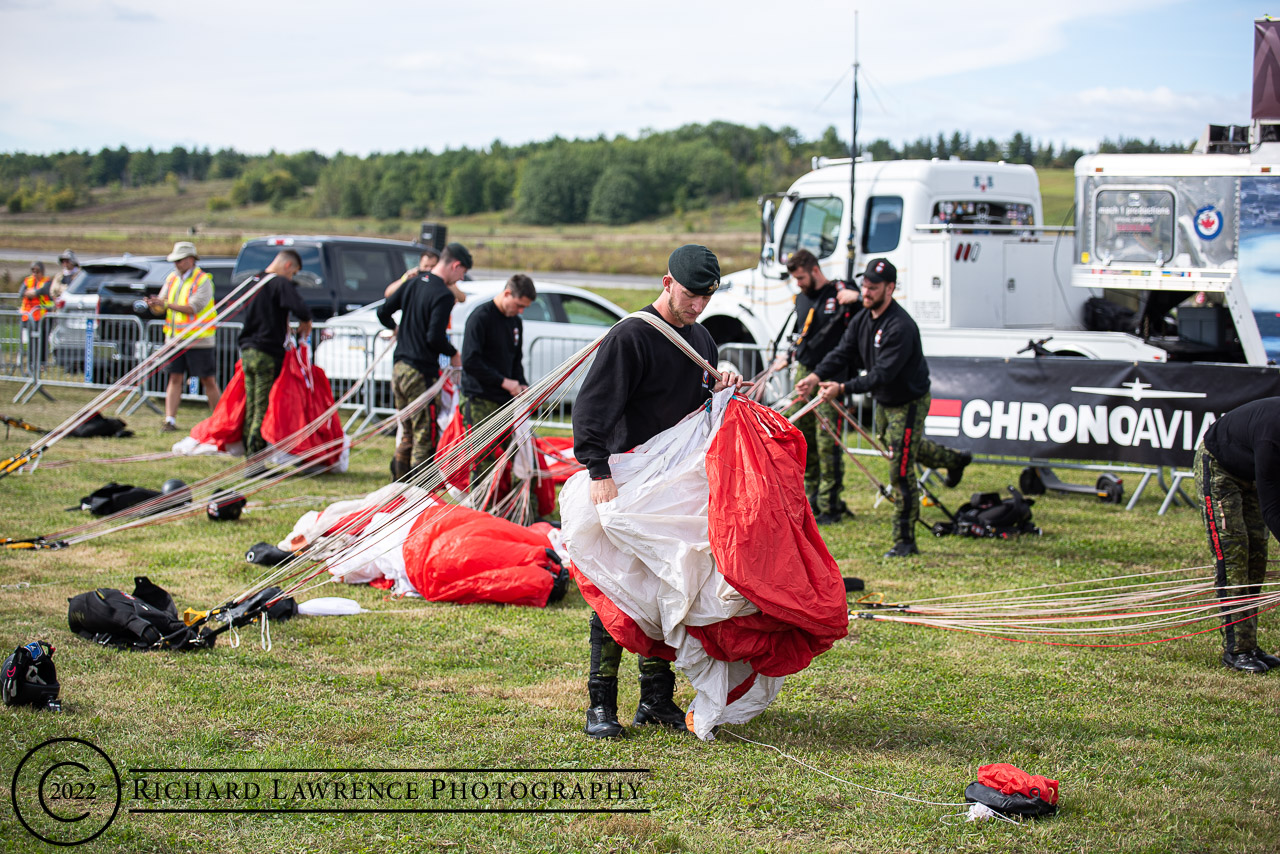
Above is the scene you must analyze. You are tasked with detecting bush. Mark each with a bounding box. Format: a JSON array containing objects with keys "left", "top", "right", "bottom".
[
  {"left": 48, "top": 187, "right": 77, "bottom": 211},
  {"left": 207, "top": 196, "right": 232, "bottom": 212}
]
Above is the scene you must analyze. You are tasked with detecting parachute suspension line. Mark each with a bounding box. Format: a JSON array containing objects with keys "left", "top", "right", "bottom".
[
  {"left": 720, "top": 729, "right": 970, "bottom": 809},
  {"left": 0, "top": 273, "right": 277, "bottom": 481},
  {"left": 47, "top": 339, "right": 398, "bottom": 546},
  {"left": 205, "top": 332, "right": 608, "bottom": 618},
  {"left": 812, "top": 406, "right": 895, "bottom": 502}
]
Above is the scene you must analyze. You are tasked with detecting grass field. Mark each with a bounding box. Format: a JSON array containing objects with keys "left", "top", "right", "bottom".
[{"left": 0, "top": 381, "right": 1276, "bottom": 854}]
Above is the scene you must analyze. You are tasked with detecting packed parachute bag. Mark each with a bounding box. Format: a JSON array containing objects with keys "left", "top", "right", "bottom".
[
  {"left": 69, "top": 411, "right": 132, "bottom": 438},
  {"left": 2, "top": 641, "right": 61, "bottom": 711},
  {"left": 78, "top": 482, "right": 161, "bottom": 516},
  {"left": 67, "top": 576, "right": 209, "bottom": 651},
  {"left": 933, "top": 487, "right": 1040, "bottom": 539},
  {"left": 964, "top": 763, "right": 1059, "bottom": 819}
]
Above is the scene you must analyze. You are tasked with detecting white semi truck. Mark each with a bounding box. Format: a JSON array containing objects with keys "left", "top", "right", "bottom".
[{"left": 703, "top": 156, "right": 1169, "bottom": 375}]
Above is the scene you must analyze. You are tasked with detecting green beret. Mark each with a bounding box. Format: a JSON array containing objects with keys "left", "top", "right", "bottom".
[{"left": 668, "top": 244, "right": 721, "bottom": 295}]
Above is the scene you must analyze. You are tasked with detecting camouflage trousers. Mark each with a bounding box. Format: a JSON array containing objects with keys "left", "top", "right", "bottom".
[
  {"left": 876, "top": 393, "right": 968, "bottom": 544},
  {"left": 786, "top": 363, "right": 844, "bottom": 514},
  {"left": 392, "top": 361, "right": 439, "bottom": 473},
  {"left": 1195, "top": 443, "right": 1269, "bottom": 654},
  {"left": 462, "top": 396, "right": 510, "bottom": 484},
  {"left": 241, "top": 348, "right": 282, "bottom": 457},
  {"left": 589, "top": 611, "right": 672, "bottom": 680}
]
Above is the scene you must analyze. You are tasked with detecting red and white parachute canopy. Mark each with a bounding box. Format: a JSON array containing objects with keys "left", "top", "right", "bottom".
[{"left": 562, "top": 388, "right": 849, "bottom": 739}]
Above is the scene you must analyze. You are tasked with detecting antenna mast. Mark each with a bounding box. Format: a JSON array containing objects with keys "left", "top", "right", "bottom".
[{"left": 846, "top": 11, "right": 860, "bottom": 282}]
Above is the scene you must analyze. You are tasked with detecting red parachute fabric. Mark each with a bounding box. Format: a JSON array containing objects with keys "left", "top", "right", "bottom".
[
  {"left": 190, "top": 366, "right": 246, "bottom": 449},
  {"left": 188, "top": 347, "right": 344, "bottom": 467},
  {"left": 403, "top": 505, "right": 558, "bottom": 607},
  {"left": 689, "top": 398, "right": 848, "bottom": 677},
  {"left": 978, "top": 764, "right": 1060, "bottom": 805},
  {"left": 535, "top": 436, "right": 582, "bottom": 484},
  {"left": 436, "top": 407, "right": 471, "bottom": 490},
  {"left": 569, "top": 396, "right": 848, "bottom": 672}
]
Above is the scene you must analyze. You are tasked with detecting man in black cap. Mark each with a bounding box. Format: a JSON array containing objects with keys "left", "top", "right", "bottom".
[
  {"left": 572, "top": 243, "right": 742, "bottom": 739},
  {"left": 795, "top": 258, "right": 971, "bottom": 557},
  {"left": 378, "top": 242, "right": 472, "bottom": 481},
  {"left": 771, "top": 248, "right": 861, "bottom": 524}
]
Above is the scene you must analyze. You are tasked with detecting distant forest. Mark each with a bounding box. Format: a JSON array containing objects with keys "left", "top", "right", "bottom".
[{"left": 0, "top": 123, "right": 1191, "bottom": 225}]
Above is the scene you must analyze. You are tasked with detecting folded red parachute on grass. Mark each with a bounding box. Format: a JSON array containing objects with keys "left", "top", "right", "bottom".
[
  {"left": 965, "top": 763, "right": 1060, "bottom": 818},
  {"left": 175, "top": 342, "right": 347, "bottom": 470},
  {"left": 563, "top": 390, "right": 848, "bottom": 739},
  {"left": 281, "top": 485, "right": 568, "bottom": 608}
]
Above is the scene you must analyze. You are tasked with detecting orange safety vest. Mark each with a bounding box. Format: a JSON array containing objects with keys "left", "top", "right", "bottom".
[
  {"left": 20, "top": 275, "right": 53, "bottom": 322},
  {"left": 159, "top": 268, "right": 217, "bottom": 339}
]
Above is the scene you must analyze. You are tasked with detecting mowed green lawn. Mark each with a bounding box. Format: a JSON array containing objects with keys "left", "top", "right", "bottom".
[{"left": 0, "top": 383, "right": 1276, "bottom": 854}]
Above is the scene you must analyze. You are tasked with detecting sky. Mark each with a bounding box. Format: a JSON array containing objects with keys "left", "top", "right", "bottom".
[{"left": 0, "top": 0, "right": 1265, "bottom": 157}]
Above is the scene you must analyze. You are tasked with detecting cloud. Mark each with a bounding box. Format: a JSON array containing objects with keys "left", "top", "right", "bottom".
[{"left": 105, "top": 1, "right": 158, "bottom": 22}]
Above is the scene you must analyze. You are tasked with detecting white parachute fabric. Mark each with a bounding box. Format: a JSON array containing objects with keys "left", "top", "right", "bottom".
[{"left": 561, "top": 389, "right": 785, "bottom": 739}]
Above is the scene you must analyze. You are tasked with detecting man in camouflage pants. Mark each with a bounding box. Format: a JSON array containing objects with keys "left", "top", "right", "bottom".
[
  {"left": 797, "top": 258, "right": 971, "bottom": 557},
  {"left": 772, "top": 249, "right": 859, "bottom": 524},
  {"left": 876, "top": 393, "right": 969, "bottom": 547},
  {"left": 460, "top": 274, "right": 535, "bottom": 488},
  {"left": 377, "top": 243, "right": 473, "bottom": 480},
  {"left": 1194, "top": 397, "right": 1280, "bottom": 673}
]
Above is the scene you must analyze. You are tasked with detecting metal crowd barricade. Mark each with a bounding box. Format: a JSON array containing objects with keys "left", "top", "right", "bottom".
[
  {"left": 310, "top": 320, "right": 394, "bottom": 433},
  {"left": 5, "top": 311, "right": 149, "bottom": 406}
]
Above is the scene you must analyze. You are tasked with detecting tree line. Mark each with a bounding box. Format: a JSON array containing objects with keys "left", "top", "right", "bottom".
[{"left": 0, "top": 124, "right": 1192, "bottom": 224}]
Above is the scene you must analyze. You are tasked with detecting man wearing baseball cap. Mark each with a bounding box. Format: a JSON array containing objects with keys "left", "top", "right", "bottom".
[
  {"left": 50, "top": 249, "right": 80, "bottom": 300},
  {"left": 146, "top": 241, "right": 221, "bottom": 431},
  {"left": 570, "top": 243, "right": 742, "bottom": 739},
  {"left": 796, "top": 258, "right": 971, "bottom": 558}
]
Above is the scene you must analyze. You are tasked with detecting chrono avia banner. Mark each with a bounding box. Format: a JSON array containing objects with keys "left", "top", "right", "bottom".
[{"left": 923, "top": 358, "right": 1280, "bottom": 467}]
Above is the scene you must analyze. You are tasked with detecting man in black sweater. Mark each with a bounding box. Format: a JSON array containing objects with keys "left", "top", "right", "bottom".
[
  {"left": 771, "top": 248, "right": 860, "bottom": 524},
  {"left": 377, "top": 242, "right": 471, "bottom": 480},
  {"left": 796, "top": 258, "right": 970, "bottom": 557},
  {"left": 461, "top": 274, "right": 535, "bottom": 483},
  {"left": 572, "top": 244, "right": 742, "bottom": 739},
  {"left": 1194, "top": 397, "right": 1280, "bottom": 672},
  {"left": 237, "top": 249, "right": 313, "bottom": 456}
]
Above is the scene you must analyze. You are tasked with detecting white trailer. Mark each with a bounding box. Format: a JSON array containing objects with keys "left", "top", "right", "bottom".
[
  {"left": 704, "top": 157, "right": 1167, "bottom": 373},
  {"left": 1072, "top": 137, "right": 1280, "bottom": 367}
]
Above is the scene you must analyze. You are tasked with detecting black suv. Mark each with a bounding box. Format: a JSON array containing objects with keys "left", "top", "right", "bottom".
[{"left": 233, "top": 235, "right": 434, "bottom": 321}]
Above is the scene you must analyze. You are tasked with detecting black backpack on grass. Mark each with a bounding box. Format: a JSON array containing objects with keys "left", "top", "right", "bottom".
[
  {"left": 67, "top": 577, "right": 208, "bottom": 650},
  {"left": 70, "top": 411, "right": 132, "bottom": 438},
  {"left": 80, "top": 482, "right": 161, "bottom": 516},
  {"left": 936, "top": 487, "right": 1040, "bottom": 539},
  {"left": 2, "top": 641, "right": 61, "bottom": 711}
]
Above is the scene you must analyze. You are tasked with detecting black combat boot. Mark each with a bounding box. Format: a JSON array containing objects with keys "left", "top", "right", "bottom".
[
  {"left": 390, "top": 457, "right": 411, "bottom": 482},
  {"left": 944, "top": 452, "right": 973, "bottom": 488},
  {"left": 633, "top": 670, "right": 689, "bottom": 731},
  {"left": 584, "top": 676, "right": 625, "bottom": 738},
  {"left": 1222, "top": 648, "right": 1270, "bottom": 673}
]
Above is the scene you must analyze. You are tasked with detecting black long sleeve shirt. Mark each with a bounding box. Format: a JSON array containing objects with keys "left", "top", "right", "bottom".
[
  {"left": 237, "top": 273, "right": 313, "bottom": 359},
  {"left": 812, "top": 299, "right": 930, "bottom": 407},
  {"left": 376, "top": 273, "right": 457, "bottom": 378},
  {"left": 1204, "top": 396, "right": 1280, "bottom": 540},
  {"left": 791, "top": 281, "right": 854, "bottom": 376},
  {"left": 461, "top": 299, "right": 526, "bottom": 403},
  {"left": 572, "top": 306, "right": 718, "bottom": 480}
]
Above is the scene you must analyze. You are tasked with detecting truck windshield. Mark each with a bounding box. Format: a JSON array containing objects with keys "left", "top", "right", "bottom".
[
  {"left": 1092, "top": 189, "right": 1175, "bottom": 265},
  {"left": 779, "top": 196, "right": 843, "bottom": 261}
]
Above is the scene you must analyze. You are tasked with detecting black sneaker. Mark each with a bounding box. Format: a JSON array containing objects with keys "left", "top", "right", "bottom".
[
  {"left": 884, "top": 541, "right": 920, "bottom": 558},
  {"left": 160, "top": 421, "right": 178, "bottom": 433},
  {"left": 1222, "top": 649, "right": 1269, "bottom": 673},
  {"left": 944, "top": 452, "right": 973, "bottom": 488}
]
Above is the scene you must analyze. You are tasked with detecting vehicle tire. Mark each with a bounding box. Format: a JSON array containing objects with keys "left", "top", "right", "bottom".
[
  {"left": 1019, "top": 466, "right": 1046, "bottom": 495},
  {"left": 1096, "top": 474, "right": 1124, "bottom": 504}
]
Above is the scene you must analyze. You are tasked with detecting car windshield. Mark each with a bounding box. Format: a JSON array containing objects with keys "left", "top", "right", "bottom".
[{"left": 235, "top": 243, "right": 324, "bottom": 286}]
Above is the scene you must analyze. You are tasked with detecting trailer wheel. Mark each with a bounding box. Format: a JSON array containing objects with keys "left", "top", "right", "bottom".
[
  {"left": 1096, "top": 474, "right": 1124, "bottom": 504},
  {"left": 1019, "top": 467, "right": 1046, "bottom": 495}
]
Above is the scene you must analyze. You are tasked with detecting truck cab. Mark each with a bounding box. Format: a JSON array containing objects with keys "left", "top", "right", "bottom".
[{"left": 704, "top": 157, "right": 1165, "bottom": 374}]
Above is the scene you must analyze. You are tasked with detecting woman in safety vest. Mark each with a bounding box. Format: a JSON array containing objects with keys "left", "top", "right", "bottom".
[{"left": 19, "top": 260, "right": 53, "bottom": 366}]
